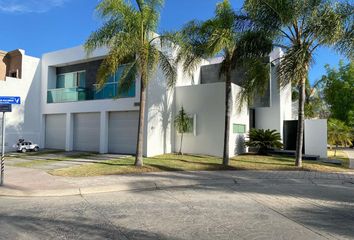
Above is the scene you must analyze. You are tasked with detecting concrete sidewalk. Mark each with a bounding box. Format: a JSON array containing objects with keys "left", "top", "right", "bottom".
[{"left": 1, "top": 166, "right": 354, "bottom": 197}]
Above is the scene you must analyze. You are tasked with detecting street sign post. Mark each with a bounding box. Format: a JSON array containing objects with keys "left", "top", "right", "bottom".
[{"left": 0, "top": 97, "right": 19, "bottom": 186}]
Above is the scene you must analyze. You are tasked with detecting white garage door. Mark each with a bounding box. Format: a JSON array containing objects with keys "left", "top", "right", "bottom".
[
  {"left": 73, "top": 113, "right": 100, "bottom": 152},
  {"left": 109, "top": 111, "right": 139, "bottom": 154},
  {"left": 45, "top": 114, "right": 66, "bottom": 150}
]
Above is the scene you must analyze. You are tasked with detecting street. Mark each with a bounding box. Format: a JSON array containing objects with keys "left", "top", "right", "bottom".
[{"left": 1, "top": 175, "right": 353, "bottom": 240}]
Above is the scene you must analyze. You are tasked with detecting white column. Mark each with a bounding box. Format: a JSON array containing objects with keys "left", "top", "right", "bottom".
[
  {"left": 99, "top": 111, "right": 109, "bottom": 154},
  {"left": 40, "top": 114, "right": 46, "bottom": 148},
  {"left": 65, "top": 113, "right": 73, "bottom": 151}
]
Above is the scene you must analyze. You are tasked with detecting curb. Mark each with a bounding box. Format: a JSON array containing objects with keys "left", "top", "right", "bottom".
[
  {"left": 0, "top": 178, "right": 237, "bottom": 197},
  {"left": 1, "top": 176, "right": 354, "bottom": 197}
]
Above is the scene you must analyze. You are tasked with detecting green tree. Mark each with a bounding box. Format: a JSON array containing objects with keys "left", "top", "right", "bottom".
[
  {"left": 328, "top": 118, "right": 352, "bottom": 156},
  {"left": 245, "top": 129, "right": 283, "bottom": 155},
  {"left": 292, "top": 78, "right": 330, "bottom": 119},
  {"left": 174, "top": 0, "right": 272, "bottom": 166},
  {"left": 244, "top": 0, "right": 353, "bottom": 167},
  {"left": 85, "top": 0, "right": 176, "bottom": 167},
  {"left": 322, "top": 61, "right": 354, "bottom": 126},
  {"left": 174, "top": 107, "right": 192, "bottom": 155}
]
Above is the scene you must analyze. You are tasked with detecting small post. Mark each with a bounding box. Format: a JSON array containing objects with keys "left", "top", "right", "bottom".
[{"left": 1, "top": 112, "right": 5, "bottom": 185}]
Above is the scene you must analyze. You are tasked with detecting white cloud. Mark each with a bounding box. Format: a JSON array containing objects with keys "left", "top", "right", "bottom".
[{"left": 0, "top": 0, "right": 68, "bottom": 13}]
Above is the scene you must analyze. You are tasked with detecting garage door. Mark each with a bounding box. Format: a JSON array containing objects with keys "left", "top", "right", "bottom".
[
  {"left": 73, "top": 113, "right": 100, "bottom": 152},
  {"left": 109, "top": 111, "right": 139, "bottom": 154},
  {"left": 45, "top": 114, "right": 66, "bottom": 149}
]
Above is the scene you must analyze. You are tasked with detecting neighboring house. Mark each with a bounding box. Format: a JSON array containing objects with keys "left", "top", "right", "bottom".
[
  {"left": 0, "top": 45, "right": 294, "bottom": 157},
  {"left": 0, "top": 49, "right": 41, "bottom": 152}
]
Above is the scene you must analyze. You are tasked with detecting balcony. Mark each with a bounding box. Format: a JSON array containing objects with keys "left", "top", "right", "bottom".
[
  {"left": 47, "top": 82, "right": 135, "bottom": 103},
  {"left": 47, "top": 87, "right": 91, "bottom": 103}
]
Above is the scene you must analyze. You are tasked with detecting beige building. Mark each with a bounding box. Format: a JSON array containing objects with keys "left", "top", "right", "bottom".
[{"left": 0, "top": 49, "right": 23, "bottom": 80}]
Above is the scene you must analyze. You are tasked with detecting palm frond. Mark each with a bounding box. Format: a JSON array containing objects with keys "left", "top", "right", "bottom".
[
  {"left": 237, "top": 59, "right": 270, "bottom": 111},
  {"left": 158, "top": 49, "right": 177, "bottom": 88},
  {"left": 117, "top": 61, "right": 139, "bottom": 95},
  {"left": 278, "top": 45, "right": 312, "bottom": 88}
]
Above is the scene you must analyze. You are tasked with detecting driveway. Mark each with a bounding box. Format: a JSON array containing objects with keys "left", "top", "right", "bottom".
[{"left": 0, "top": 173, "right": 353, "bottom": 240}]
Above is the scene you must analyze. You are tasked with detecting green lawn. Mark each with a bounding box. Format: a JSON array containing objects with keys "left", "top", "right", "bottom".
[
  {"left": 10, "top": 152, "right": 95, "bottom": 168},
  {"left": 14, "top": 159, "right": 60, "bottom": 168},
  {"left": 49, "top": 153, "right": 352, "bottom": 177}
]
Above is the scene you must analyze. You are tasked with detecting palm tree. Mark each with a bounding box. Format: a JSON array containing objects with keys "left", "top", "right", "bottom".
[
  {"left": 244, "top": 0, "right": 353, "bottom": 167},
  {"left": 328, "top": 118, "right": 352, "bottom": 156},
  {"left": 85, "top": 0, "right": 177, "bottom": 166},
  {"left": 174, "top": 0, "right": 272, "bottom": 166},
  {"left": 174, "top": 107, "right": 192, "bottom": 155}
]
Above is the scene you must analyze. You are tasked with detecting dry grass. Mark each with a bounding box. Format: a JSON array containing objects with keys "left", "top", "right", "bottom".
[
  {"left": 49, "top": 153, "right": 352, "bottom": 177},
  {"left": 327, "top": 149, "right": 350, "bottom": 168}
]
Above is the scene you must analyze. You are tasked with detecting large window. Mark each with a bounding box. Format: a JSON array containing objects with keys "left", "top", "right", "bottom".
[
  {"left": 94, "top": 65, "right": 135, "bottom": 100},
  {"left": 56, "top": 71, "right": 86, "bottom": 89}
]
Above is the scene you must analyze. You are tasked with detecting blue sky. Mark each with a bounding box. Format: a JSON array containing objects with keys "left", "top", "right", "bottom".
[{"left": 0, "top": 0, "right": 347, "bottom": 84}]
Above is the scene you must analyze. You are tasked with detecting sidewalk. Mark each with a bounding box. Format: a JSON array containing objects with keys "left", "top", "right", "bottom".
[{"left": 1, "top": 166, "right": 354, "bottom": 197}]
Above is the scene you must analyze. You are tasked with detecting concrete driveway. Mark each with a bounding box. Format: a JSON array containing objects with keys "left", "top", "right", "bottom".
[{"left": 0, "top": 171, "right": 354, "bottom": 240}]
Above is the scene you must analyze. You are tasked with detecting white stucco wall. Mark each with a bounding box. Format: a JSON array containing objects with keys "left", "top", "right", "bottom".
[
  {"left": 0, "top": 53, "right": 41, "bottom": 152},
  {"left": 304, "top": 119, "right": 327, "bottom": 158},
  {"left": 175, "top": 82, "right": 249, "bottom": 157},
  {"left": 229, "top": 84, "right": 250, "bottom": 156},
  {"left": 175, "top": 83, "right": 225, "bottom": 157},
  {"left": 144, "top": 65, "right": 174, "bottom": 157},
  {"left": 255, "top": 48, "right": 292, "bottom": 141}
]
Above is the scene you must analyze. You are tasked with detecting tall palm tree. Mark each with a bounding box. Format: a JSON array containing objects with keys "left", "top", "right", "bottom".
[
  {"left": 244, "top": 0, "right": 353, "bottom": 167},
  {"left": 85, "top": 0, "right": 177, "bottom": 166},
  {"left": 174, "top": 0, "right": 272, "bottom": 166}
]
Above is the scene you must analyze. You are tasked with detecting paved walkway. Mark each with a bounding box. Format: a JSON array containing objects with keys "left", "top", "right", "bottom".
[{"left": 1, "top": 166, "right": 353, "bottom": 197}]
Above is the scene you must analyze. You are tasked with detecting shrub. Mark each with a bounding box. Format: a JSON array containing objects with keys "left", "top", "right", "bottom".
[{"left": 245, "top": 129, "right": 283, "bottom": 155}]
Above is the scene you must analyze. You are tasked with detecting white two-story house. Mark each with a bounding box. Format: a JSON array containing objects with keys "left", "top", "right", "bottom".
[{"left": 1, "top": 45, "right": 293, "bottom": 157}]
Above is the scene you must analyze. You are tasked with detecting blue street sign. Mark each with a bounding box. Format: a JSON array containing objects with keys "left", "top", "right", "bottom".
[
  {"left": 0, "top": 96, "right": 21, "bottom": 105},
  {"left": 0, "top": 104, "right": 11, "bottom": 112}
]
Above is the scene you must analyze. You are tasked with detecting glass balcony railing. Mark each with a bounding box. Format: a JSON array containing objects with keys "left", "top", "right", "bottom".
[
  {"left": 47, "top": 82, "right": 135, "bottom": 103},
  {"left": 47, "top": 87, "right": 90, "bottom": 103}
]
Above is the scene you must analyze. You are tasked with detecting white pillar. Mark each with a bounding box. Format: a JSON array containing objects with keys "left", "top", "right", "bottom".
[
  {"left": 40, "top": 114, "right": 46, "bottom": 148},
  {"left": 99, "top": 111, "right": 109, "bottom": 154},
  {"left": 65, "top": 113, "right": 73, "bottom": 151}
]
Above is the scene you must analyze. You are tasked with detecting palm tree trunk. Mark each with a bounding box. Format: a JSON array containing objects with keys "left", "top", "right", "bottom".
[
  {"left": 135, "top": 76, "right": 146, "bottom": 167},
  {"left": 223, "top": 70, "right": 232, "bottom": 166},
  {"left": 335, "top": 144, "right": 338, "bottom": 156},
  {"left": 179, "top": 133, "right": 183, "bottom": 155},
  {"left": 295, "top": 75, "right": 306, "bottom": 167}
]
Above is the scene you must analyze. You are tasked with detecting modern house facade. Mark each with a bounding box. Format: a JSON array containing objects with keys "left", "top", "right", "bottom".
[{"left": 1, "top": 45, "right": 296, "bottom": 158}]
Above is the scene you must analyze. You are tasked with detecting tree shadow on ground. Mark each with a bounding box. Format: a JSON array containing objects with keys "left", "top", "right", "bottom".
[{"left": 0, "top": 214, "right": 183, "bottom": 240}]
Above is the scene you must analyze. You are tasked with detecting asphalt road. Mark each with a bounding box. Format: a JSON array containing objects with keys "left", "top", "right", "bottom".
[{"left": 0, "top": 177, "right": 353, "bottom": 240}]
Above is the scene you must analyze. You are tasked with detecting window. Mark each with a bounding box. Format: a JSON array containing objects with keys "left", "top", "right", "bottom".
[
  {"left": 233, "top": 124, "right": 246, "bottom": 134},
  {"left": 10, "top": 72, "right": 17, "bottom": 78},
  {"left": 56, "top": 71, "right": 86, "bottom": 89}
]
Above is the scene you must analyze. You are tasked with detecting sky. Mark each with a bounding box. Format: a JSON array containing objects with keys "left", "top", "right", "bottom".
[{"left": 0, "top": 0, "right": 348, "bottom": 84}]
